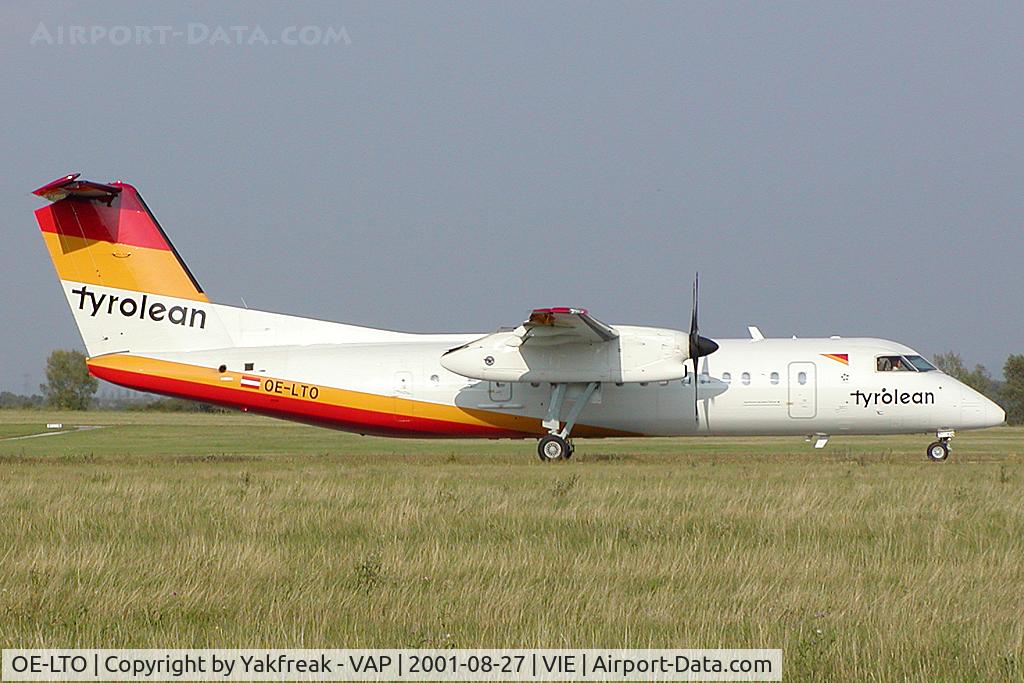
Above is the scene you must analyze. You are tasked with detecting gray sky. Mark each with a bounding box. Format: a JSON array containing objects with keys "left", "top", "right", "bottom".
[{"left": 2, "top": 2, "right": 1021, "bottom": 393}]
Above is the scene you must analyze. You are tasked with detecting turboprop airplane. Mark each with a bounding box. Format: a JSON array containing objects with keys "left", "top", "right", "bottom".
[{"left": 31, "top": 173, "right": 1004, "bottom": 462}]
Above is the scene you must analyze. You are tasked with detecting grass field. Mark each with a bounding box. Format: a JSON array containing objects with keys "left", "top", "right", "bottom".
[{"left": 1, "top": 410, "right": 1022, "bottom": 681}]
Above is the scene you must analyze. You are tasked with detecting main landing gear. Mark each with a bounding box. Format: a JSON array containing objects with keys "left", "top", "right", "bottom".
[
  {"left": 926, "top": 430, "right": 955, "bottom": 462},
  {"left": 538, "top": 434, "right": 573, "bottom": 461},
  {"left": 536, "top": 381, "right": 599, "bottom": 462}
]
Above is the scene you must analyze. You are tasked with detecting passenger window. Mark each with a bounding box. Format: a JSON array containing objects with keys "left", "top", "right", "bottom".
[
  {"left": 722, "top": 372, "right": 731, "bottom": 384},
  {"left": 798, "top": 371, "right": 807, "bottom": 385},
  {"left": 770, "top": 372, "right": 779, "bottom": 385},
  {"left": 741, "top": 372, "right": 751, "bottom": 385}
]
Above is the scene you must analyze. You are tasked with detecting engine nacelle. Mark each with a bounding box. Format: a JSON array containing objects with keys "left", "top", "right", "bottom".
[{"left": 440, "top": 325, "right": 690, "bottom": 383}]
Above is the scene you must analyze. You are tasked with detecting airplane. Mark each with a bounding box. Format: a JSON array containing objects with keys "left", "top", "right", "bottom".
[{"left": 31, "top": 173, "right": 1005, "bottom": 462}]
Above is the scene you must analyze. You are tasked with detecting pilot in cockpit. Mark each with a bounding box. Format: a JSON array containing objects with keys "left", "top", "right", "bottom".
[{"left": 877, "top": 356, "right": 907, "bottom": 371}]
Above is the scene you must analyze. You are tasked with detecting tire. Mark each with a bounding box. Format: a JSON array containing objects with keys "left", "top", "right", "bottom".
[
  {"left": 926, "top": 441, "right": 949, "bottom": 462},
  {"left": 538, "top": 434, "right": 569, "bottom": 461}
]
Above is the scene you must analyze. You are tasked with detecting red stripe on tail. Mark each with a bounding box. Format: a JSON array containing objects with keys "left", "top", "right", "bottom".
[{"left": 36, "top": 183, "right": 173, "bottom": 251}]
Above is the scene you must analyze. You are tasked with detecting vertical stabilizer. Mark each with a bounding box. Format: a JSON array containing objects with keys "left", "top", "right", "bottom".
[{"left": 33, "top": 174, "right": 232, "bottom": 355}]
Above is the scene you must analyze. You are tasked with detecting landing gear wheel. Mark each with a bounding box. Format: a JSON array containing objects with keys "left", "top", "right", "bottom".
[
  {"left": 538, "top": 434, "right": 570, "bottom": 462},
  {"left": 926, "top": 441, "right": 949, "bottom": 462}
]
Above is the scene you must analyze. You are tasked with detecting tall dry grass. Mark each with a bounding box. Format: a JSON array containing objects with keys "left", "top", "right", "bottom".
[{"left": 1, "top": 411, "right": 1022, "bottom": 681}]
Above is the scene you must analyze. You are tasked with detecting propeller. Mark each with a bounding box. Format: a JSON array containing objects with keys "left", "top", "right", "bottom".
[{"left": 688, "top": 273, "right": 719, "bottom": 423}]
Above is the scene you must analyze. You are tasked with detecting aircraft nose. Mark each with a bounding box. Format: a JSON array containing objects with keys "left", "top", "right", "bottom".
[
  {"left": 988, "top": 399, "right": 1006, "bottom": 427},
  {"left": 958, "top": 385, "right": 1004, "bottom": 429}
]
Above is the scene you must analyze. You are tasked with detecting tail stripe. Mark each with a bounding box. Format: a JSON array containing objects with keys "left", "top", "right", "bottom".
[
  {"left": 39, "top": 197, "right": 172, "bottom": 250},
  {"left": 34, "top": 175, "right": 208, "bottom": 303},
  {"left": 39, "top": 232, "right": 206, "bottom": 300}
]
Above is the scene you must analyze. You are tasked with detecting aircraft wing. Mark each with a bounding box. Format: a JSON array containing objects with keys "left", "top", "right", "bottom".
[
  {"left": 515, "top": 307, "right": 619, "bottom": 346},
  {"left": 441, "top": 307, "right": 690, "bottom": 382}
]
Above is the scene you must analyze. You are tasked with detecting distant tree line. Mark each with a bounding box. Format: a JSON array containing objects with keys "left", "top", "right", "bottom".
[
  {"left": 0, "top": 350, "right": 225, "bottom": 413},
  {"left": 0, "top": 391, "right": 45, "bottom": 409},
  {"left": 4, "top": 348, "right": 1023, "bottom": 425}
]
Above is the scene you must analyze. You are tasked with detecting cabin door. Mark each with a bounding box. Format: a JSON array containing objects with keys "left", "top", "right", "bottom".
[{"left": 787, "top": 362, "right": 817, "bottom": 418}]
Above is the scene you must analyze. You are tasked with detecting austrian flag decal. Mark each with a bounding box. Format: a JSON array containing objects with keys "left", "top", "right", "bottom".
[
  {"left": 821, "top": 353, "right": 849, "bottom": 365},
  {"left": 240, "top": 376, "right": 261, "bottom": 389}
]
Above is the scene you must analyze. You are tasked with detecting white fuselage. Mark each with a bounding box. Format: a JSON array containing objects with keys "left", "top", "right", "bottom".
[
  {"left": 151, "top": 332, "right": 1002, "bottom": 438},
  {"left": 61, "top": 282, "right": 1003, "bottom": 438}
]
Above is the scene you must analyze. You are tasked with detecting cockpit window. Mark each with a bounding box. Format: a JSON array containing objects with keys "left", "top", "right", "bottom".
[
  {"left": 904, "top": 355, "right": 936, "bottom": 372},
  {"left": 876, "top": 355, "right": 935, "bottom": 372},
  {"left": 876, "top": 356, "right": 905, "bottom": 371}
]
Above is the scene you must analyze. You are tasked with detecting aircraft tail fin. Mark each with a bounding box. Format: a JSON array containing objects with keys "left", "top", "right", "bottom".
[
  {"left": 33, "top": 174, "right": 232, "bottom": 356},
  {"left": 34, "top": 173, "right": 207, "bottom": 301}
]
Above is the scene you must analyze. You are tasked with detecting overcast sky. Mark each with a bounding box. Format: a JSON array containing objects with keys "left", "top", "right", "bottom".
[{"left": 1, "top": 2, "right": 1021, "bottom": 393}]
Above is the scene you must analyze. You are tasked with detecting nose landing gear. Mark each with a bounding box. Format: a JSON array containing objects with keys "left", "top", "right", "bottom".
[{"left": 926, "top": 430, "right": 955, "bottom": 462}]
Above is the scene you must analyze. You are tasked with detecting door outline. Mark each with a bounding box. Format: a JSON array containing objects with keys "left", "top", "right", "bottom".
[
  {"left": 488, "top": 381, "right": 512, "bottom": 403},
  {"left": 787, "top": 361, "right": 817, "bottom": 419}
]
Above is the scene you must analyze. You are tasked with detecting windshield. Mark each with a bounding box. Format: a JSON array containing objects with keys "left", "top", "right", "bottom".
[
  {"left": 904, "top": 355, "right": 936, "bottom": 371},
  {"left": 876, "top": 354, "right": 936, "bottom": 372}
]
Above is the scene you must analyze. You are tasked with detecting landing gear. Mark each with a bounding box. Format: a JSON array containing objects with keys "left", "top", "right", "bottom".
[
  {"left": 537, "top": 434, "right": 573, "bottom": 461},
  {"left": 536, "top": 381, "right": 597, "bottom": 462},
  {"left": 926, "top": 441, "right": 949, "bottom": 462},
  {"left": 926, "top": 430, "right": 954, "bottom": 462}
]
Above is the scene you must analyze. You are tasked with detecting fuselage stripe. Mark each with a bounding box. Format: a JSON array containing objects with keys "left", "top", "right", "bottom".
[{"left": 86, "top": 354, "right": 636, "bottom": 439}]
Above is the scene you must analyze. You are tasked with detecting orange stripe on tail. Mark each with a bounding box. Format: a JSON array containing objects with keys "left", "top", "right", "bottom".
[{"left": 33, "top": 174, "right": 207, "bottom": 302}]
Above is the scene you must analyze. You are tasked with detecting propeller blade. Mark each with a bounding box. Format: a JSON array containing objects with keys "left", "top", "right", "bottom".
[
  {"left": 691, "top": 273, "right": 699, "bottom": 338},
  {"left": 693, "top": 354, "right": 699, "bottom": 424},
  {"left": 687, "top": 272, "right": 719, "bottom": 425},
  {"left": 691, "top": 273, "right": 700, "bottom": 423}
]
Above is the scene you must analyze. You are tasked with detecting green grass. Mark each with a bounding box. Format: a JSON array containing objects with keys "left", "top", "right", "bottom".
[{"left": 1, "top": 410, "right": 1022, "bottom": 681}]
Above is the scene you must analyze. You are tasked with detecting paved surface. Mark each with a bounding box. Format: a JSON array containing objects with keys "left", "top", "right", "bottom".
[{"left": 1, "top": 425, "right": 105, "bottom": 441}]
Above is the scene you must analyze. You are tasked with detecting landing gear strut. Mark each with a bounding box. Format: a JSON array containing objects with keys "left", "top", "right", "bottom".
[
  {"left": 926, "top": 430, "right": 955, "bottom": 462},
  {"left": 536, "top": 381, "right": 598, "bottom": 462}
]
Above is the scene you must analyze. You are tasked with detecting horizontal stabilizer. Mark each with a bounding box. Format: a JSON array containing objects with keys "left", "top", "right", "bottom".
[{"left": 33, "top": 173, "right": 121, "bottom": 202}]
